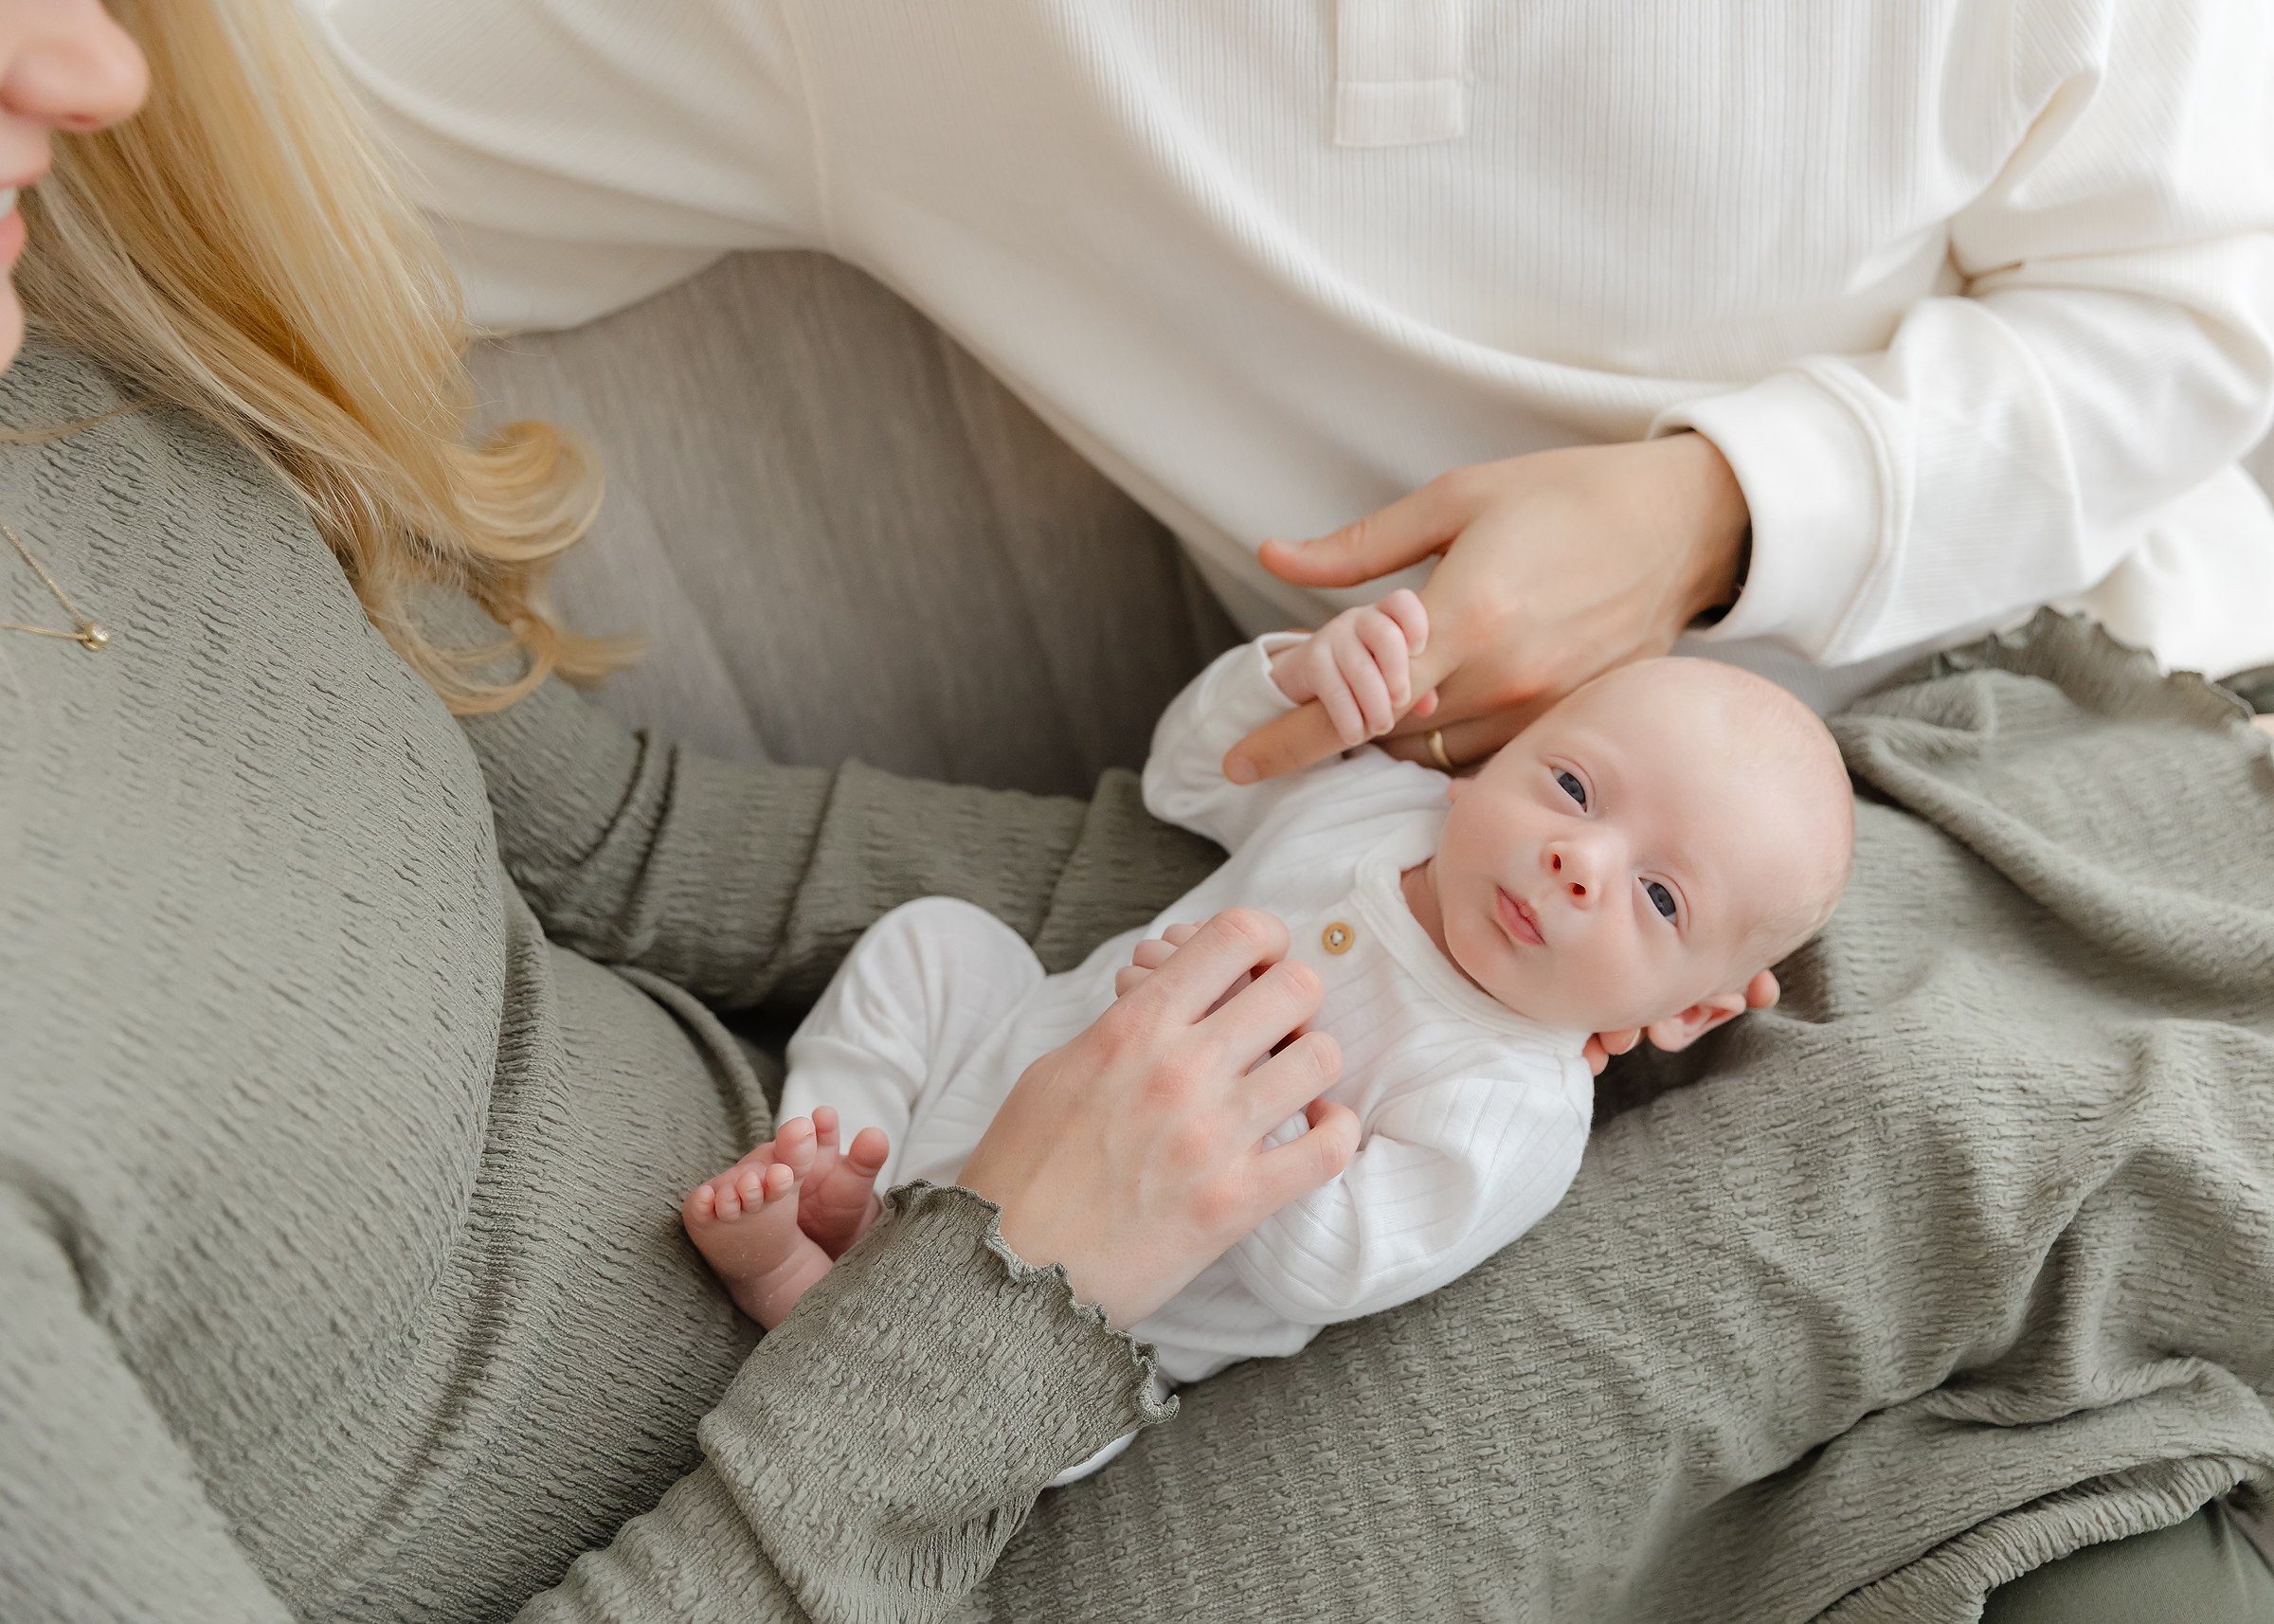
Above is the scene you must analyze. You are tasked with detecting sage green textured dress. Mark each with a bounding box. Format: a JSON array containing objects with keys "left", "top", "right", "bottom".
[{"left": 0, "top": 341, "right": 1214, "bottom": 1621}]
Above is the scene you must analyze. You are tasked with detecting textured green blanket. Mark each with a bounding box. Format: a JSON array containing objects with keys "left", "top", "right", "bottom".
[{"left": 977, "top": 612, "right": 2274, "bottom": 1623}]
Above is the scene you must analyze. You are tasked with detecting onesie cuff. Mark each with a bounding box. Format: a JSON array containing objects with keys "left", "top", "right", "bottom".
[
  {"left": 1252, "top": 632, "right": 1310, "bottom": 687},
  {"left": 1651, "top": 370, "right": 1886, "bottom": 661},
  {"left": 1209, "top": 633, "right": 1308, "bottom": 733}
]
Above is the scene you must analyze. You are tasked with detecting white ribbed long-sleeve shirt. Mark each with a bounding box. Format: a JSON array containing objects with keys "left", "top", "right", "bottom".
[
  {"left": 889, "top": 637, "right": 1593, "bottom": 1383},
  {"left": 320, "top": 0, "right": 2274, "bottom": 705}
]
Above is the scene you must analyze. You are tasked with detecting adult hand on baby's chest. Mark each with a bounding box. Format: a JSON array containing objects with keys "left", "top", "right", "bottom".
[{"left": 959, "top": 910, "right": 1363, "bottom": 1326}]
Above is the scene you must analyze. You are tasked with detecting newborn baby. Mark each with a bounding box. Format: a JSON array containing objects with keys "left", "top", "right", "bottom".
[{"left": 684, "top": 594, "right": 1853, "bottom": 1453}]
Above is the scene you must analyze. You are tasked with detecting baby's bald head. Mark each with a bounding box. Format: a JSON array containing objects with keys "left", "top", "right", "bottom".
[
  {"left": 1567, "top": 658, "right": 1852, "bottom": 969},
  {"left": 1435, "top": 657, "right": 1852, "bottom": 1036}
]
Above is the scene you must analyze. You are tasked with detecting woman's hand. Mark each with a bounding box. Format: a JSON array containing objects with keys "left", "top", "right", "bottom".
[
  {"left": 1222, "top": 434, "right": 1750, "bottom": 783},
  {"left": 959, "top": 909, "right": 1360, "bottom": 1328}
]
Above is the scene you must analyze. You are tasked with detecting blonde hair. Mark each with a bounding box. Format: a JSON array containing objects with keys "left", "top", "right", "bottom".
[{"left": 13, "top": 0, "right": 627, "bottom": 713}]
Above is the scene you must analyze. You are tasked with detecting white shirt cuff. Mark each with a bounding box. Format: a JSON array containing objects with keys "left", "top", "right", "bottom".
[{"left": 1651, "top": 370, "right": 1885, "bottom": 661}]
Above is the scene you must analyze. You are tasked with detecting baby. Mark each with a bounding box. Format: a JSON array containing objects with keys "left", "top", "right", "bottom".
[{"left": 683, "top": 592, "right": 1853, "bottom": 1455}]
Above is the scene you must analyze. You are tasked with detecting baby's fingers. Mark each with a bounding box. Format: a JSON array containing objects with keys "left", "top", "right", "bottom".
[
  {"left": 1129, "top": 937, "right": 1180, "bottom": 972},
  {"left": 1376, "top": 587, "right": 1428, "bottom": 655},
  {"left": 1353, "top": 610, "right": 1415, "bottom": 716},
  {"left": 1308, "top": 650, "right": 1368, "bottom": 748}
]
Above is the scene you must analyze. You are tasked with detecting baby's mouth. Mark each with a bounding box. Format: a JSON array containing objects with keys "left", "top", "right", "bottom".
[{"left": 1496, "top": 888, "right": 1545, "bottom": 947}]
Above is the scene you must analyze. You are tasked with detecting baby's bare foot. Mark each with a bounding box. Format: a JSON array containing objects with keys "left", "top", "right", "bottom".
[
  {"left": 683, "top": 1118, "right": 833, "bottom": 1329},
  {"left": 797, "top": 1106, "right": 890, "bottom": 1259}
]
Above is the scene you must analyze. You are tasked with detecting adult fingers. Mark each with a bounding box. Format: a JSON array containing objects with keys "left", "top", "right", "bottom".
[
  {"left": 1745, "top": 968, "right": 1780, "bottom": 1011},
  {"left": 1113, "top": 964, "right": 1150, "bottom": 998},
  {"left": 1128, "top": 908, "right": 1290, "bottom": 1023},
  {"left": 1375, "top": 706, "right": 1531, "bottom": 772},
  {"left": 1226, "top": 697, "right": 1363, "bottom": 784},
  {"left": 1237, "top": 1024, "right": 1344, "bottom": 1138},
  {"left": 1257, "top": 479, "right": 1471, "bottom": 589},
  {"left": 1161, "top": 921, "right": 1201, "bottom": 947},
  {"left": 1201, "top": 955, "right": 1327, "bottom": 1076},
  {"left": 1250, "top": 1096, "right": 1361, "bottom": 1212}
]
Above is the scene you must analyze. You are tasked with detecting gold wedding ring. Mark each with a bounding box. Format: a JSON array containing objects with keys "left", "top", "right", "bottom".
[{"left": 1424, "top": 729, "right": 1455, "bottom": 771}]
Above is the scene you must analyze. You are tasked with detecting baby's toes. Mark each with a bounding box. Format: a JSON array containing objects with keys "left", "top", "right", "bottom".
[
  {"left": 773, "top": 1116, "right": 819, "bottom": 1176},
  {"left": 684, "top": 1170, "right": 749, "bottom": 1228},
  {"left": 845, "top": 1127, "right": 890, "bottom": 1180}
]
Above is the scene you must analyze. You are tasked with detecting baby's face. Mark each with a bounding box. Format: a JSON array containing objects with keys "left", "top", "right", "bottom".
[{"left": 1432, "top": 666, "right": 1838, "bottom": 1035}]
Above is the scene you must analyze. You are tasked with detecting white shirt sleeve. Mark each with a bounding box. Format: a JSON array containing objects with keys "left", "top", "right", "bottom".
[
  {"left": 1222, "top": 1061, "right": 1592, "bottom": 1326},
  {"left": 1139, "top": 634, "right": 1317, "bottom": 852},
  {"left": 1658, "top": 0, "right": 2274, "bottom": 666},
  {"left": 315, "top": 0, "right": 825, "bottom": 330}
]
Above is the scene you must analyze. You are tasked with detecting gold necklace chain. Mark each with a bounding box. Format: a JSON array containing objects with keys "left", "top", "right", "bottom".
[{"left": 0, "top": 520, "right": 109, "bottom": 651}]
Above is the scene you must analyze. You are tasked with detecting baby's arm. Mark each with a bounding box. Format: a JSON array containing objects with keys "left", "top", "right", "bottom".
[
  {"left": 1143, "top": 591, "right": 1435, "bottom": 849},
  {"left": 1221, "top": 1071, "right": 1590, "bottom": 1326}
]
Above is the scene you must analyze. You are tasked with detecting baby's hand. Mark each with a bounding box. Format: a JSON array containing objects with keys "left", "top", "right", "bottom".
[
  {"left": 1268, "top": 588, "right": 1436, "bottom": 749},
  {"left": 1113, "top": 921, "right": 1206, "bottom": 1000}
]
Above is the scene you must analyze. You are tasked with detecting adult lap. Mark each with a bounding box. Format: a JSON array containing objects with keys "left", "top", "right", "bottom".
[
  {"left": 476, "top": 258, "right": 2274, "bottom": 1619},
  {"left": 976, "top": 620, "right": 2274, "bottom": 1621}
]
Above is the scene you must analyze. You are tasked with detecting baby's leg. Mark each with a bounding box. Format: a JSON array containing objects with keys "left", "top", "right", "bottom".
[
  {"left": 782, "top": 898, "right": 1045, "bottom": 1244},
  {"left": 682, "top": 1118, "right": 831, "bottom": 1329}
]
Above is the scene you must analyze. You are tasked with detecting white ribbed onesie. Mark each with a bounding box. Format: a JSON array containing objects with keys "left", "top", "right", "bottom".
[{"left": 781, "top": 636, "right": 1593, "bottom": 1389}]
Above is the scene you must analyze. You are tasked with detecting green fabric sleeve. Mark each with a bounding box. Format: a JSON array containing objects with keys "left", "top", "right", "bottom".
[
  {"left": 0, "top": 1190, "right": 298, "bottom": 1623},
  {"left": 1, "top": 1182, "right": 1165, "bottom": 1624},
  {"left": 438, "top": 597, "right": 1221, "bottom": 1006},
  {"left": 522, "top": 1184, "right": 1171, "bottom": 1623}
]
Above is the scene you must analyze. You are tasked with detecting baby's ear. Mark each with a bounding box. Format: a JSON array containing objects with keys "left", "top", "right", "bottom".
[{"left": 1643, "top": 988, "right": 1751, "bottom": 1053}]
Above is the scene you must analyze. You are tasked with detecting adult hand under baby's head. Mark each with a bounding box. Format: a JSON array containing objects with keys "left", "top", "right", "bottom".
[{"left": 1425, "top": 657, "right": 1852, "bottom": 1041}]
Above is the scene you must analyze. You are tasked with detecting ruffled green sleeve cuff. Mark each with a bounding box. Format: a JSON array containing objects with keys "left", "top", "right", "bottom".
[{"left": 691, "top": 1182, "right": 1172, "bottom": 1618}]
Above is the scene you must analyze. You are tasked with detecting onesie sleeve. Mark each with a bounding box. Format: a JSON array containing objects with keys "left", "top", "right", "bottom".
[
  {"left": 1140, "top": 633, "right": 1321, "bottom": 852},
  {"left": 1221, "top": 1059, "right": 1593, "bottom": 1325},
  {"left": 316, "top": 0, "right": 823, "bottom": 330},
  {"left": 1656, "top": 0, "right": 2274, "bottom": 666}
]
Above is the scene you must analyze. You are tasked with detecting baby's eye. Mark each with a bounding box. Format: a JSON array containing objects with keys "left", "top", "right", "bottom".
[
  {"left": 1556, "top": 770, "right": 1587, "bottom": 808},
  {"left": 1646, "top": 881, "right": 1677, "bottom": 921}
]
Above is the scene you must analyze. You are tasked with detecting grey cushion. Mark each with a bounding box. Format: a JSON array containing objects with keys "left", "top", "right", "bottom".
[{"left": 468, "top": 251, "right": 1239, "bottom": 798}]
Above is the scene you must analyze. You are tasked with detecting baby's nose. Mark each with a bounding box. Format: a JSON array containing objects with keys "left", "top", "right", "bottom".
[{"left": 1549, "top": 849, "right": 1596, "bottom": 905}]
